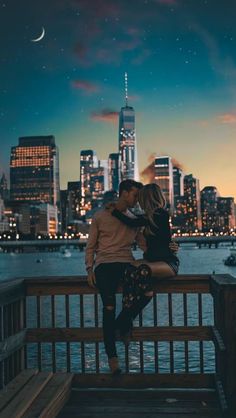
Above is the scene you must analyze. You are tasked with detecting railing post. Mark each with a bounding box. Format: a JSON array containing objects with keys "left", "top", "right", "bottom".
[
  {"left": 0, "top": 305, "right": 4, "bottom": 389},
  {"left": 211, "top": 274, "right": 236, "bottom": 417}
]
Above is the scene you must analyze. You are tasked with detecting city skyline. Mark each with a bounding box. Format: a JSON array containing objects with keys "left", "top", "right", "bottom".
[{"left": 1, "top": 1, "right": 236, "bottom": 198}]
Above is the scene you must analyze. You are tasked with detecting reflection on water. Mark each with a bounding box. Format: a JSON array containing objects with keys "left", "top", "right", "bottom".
[{"left": 1, "top": 246, "right": 235, "bottom": 373}]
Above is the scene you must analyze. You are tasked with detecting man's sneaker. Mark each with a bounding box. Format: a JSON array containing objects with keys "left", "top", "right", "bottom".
[{"left": 108, "top": 357, "right": 122, "bottom": 375}]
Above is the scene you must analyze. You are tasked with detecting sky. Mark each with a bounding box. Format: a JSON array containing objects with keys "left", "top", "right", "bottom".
[{"left": 1, "top": 0, "right": 236, "bottom": 197}]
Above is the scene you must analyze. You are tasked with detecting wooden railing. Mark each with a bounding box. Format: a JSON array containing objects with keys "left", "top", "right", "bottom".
[
  {"left": 0, "top": 274, "right": 236, "bottom": 416},
  {"left": 0, "top": 279, "right": 26, "bottom": 388}
]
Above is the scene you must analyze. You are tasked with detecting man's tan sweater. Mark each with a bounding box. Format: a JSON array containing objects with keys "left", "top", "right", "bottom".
[{"left": 85, "top": 209, "right": 139, "bottom": 270}]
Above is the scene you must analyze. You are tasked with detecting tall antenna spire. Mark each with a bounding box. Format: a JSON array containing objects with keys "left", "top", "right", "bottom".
[{"left": 125, "top": 72, "right": 128, "bottom": 106}]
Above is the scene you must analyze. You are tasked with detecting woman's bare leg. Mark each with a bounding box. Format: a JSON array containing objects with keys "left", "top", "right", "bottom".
[{"left": 132, "top": 259, "right": 175, "bottom": 279}]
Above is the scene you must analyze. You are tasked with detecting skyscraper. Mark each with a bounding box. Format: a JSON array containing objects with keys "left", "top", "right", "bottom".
[
  {"left": 173, "top": 166, "right": 184, "bottom": 205},
  {"left": 0, "top": 173, "right": 8, "bottom": 200},
  {"left": 108, "top": 153, "right": 121, "bottom": 192},
  {"left": 184, "top": 174, "right": 202, "bottom": 231},
  {"left": 67, "top": 181, "right": 81, "bottom": 223},
  {"left": 201, "top": 186, "right": 220, "bottom": 232},
  {"left": 218, "top": 197, "right": 235, "bottom": 230},
  {"left": 10, "top": 136, "right": 60, "bottom": 207},
  {"left": 154, "top": 156, "right": 174, "bottom": 212},
  {"left": 80, "top": 149, "right": 98, "bottom": 215},
  {"left": 118, "top": 73, "right": 138, "bottom": 181}
]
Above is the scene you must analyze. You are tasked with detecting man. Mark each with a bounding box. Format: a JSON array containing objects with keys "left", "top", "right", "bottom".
[
  {"left": 86, "top": 179, "right": 177, "bottom": 375},
  {"left": 86, "top": 179, "right": 142, "bottom": 375}
]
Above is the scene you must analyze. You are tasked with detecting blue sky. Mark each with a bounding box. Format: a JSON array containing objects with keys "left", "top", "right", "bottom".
[{"left": 1, "top": 0, "right": 236, "bottom": 197}]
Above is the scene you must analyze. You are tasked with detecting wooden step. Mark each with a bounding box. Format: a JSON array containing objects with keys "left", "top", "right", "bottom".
[
  {"left": 0, "top": 370, "right": 38, "bottom": 413},
  {"left": 0, "top": 370, "right": 73, "bottom": 418},
  {"left": 22, "top": 373, "right": 73, "bottom": 418},
  {"left": 1, "top": 371, "right": 53, "bottom": 418}
]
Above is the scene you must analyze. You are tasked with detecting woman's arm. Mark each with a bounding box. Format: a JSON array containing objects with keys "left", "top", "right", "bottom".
[{"left": 112, "top": 208, "right": 147, "bottom": 227}]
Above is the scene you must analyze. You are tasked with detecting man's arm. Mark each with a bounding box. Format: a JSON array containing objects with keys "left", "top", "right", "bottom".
[{"left": 85, "top": 217, "right": 99, "bottom": 287}]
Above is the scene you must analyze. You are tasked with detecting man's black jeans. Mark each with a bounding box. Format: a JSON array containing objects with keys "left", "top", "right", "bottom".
[{"left": 95, "top": 262, "right": 152, "bottom": 359}]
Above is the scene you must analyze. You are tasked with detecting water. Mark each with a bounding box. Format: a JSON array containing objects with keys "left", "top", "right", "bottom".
[
  {"left": 0, "top": 244, "right": 235, "bottom": 280},
  {"left": 1, "top": 245, "right": 235, "bottom": 373}
]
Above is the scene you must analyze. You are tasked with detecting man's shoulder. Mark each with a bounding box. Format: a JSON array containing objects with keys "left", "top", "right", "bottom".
[{"left": 93, "top": 209, "right": 108, "bottom": 221}]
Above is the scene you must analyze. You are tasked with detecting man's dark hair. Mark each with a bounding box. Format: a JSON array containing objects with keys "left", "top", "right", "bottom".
[{"left": 119, "top": 179, "right": 143, "bottom": 196}]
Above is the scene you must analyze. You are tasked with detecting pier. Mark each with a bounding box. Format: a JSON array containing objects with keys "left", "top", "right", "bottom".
[
  {"left": 0, "top": 274, "right": 236, "bottom": 417},
  {"left": 0, "top": 235, "right": 235, "bottom": 252}
]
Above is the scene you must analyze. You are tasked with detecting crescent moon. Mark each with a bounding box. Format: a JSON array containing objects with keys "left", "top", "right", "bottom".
[{"left": 31, "top": 27, "right": 45, "bottom": 42}]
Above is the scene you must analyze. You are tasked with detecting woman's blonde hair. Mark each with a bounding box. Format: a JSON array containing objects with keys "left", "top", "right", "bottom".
[{"left": 138, "top": 183, "right": 166, "bottom": 235}]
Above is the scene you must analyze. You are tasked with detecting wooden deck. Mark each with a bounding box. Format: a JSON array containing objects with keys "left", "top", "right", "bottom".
[
  {"left": 1, "top": 274, "right": 236, "bottom": 417},
  {"left": 57, "top": 388, "right": 222, "bottom": 418}
]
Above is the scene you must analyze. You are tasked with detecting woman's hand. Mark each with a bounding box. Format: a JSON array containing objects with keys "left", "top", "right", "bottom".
[
  {"left": 136, "top": 231, "right": 147, "bottom": 252},
  {"left": 169, "top": 240, "right": 179, "bottom": 254}
]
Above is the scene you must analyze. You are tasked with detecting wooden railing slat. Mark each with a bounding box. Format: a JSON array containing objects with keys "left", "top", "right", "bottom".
[{"left": 26, "top": 326, "right": 213, "bottom": 343}]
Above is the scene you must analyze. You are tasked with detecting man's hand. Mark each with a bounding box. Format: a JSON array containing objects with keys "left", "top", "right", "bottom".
[
  {"left": 169, "top": 240, "right": 179, "bottom": 254},
  {"left": 87, "top": 269, "right": 96, "bottom": 288}
]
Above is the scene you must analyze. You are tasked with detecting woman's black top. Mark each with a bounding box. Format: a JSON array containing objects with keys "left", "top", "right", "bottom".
[{"left": 112, "top": 208, "right": 178, "bottom": 264}]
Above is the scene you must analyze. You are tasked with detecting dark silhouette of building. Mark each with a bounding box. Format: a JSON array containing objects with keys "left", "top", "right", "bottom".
[
  {"left": 172, "top": 174, "right": 202, "bottom": 232},
  {"left": 173, "top": 166, "right": 184, "bottom": 206},
  {"left": 0, "top": 173, "right": 9, "bottom": 200},
  {"left": 218, "top": 197, "right": 235, "bottom": 231},
  {"left": 108, "top": 153, "right": 121, "bottom": 193},
  {"left": 201, "top": 186, "right": 220, "bottom": 232},
  {"left": 80, "top": 149, "right": 98, "bottom": 215}
]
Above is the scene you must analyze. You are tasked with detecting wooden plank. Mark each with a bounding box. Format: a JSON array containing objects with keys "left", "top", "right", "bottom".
[
  {"left": 25, "top": 275, "right": 211, "bottom": 296},
  {"left": 68, "top": 388, "right": 217, "bottom": 401},
  {"left": 211, "top": 274, "right": 236, "bottom": 415},
  {"left": 26, "top": 326, "right": 213, "bottom": 343},
  {"left": 214, "top": 375, "right": 228, "bottom": 414},
  {"left": 72, "top": 373, "right": 215, "bottom": 389},
  {"left": 0, "top": 369, "right": 38, "bottom": 413},
  {"left": 22, "top": 373, "right": 73, "bottom": 418},
  {"left": 212, "top": 327, "right": 226, "bottom": 352},
  {"left": 58, "top": 412, "right": 221, "bottom": 418},
  {"left": 60, "top": 404, "right": 221, "bottom": 414},
  {"left": 1, "top": 372, "right": 52, "bottom": 418},
  {"left": 57, "top": 389, "right": 222, "bottom": 418},
  {"left": 0, "top": 330, "right": 26, "bottom": 362}
]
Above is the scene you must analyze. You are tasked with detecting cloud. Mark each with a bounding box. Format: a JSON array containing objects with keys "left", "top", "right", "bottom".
[
  {"left": 72, "top": 79, "right": 100, "bottom": 93},
  {"left": 140, "top": 153, "right": 185, "bottom": 184},
  {"left": 192, "top": 24, "right": 236, "bottom": 83},
  {"left": 172, "top": 157, "right": 184, "bottom": 170},
  {"left": 91, "top": 108, "right": 119, "bottom": 123},
  {"left": 218, "top": 112, "right": 236, "bottom": 124},
  {"left": 67, "top": 0, "right": 159, "bottom": 67}
]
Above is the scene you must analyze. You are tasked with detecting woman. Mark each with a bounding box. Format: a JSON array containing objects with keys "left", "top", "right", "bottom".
[
  {"left": 110, "top": 183, "right": 179, "bottom": 338},
  {"left": 112, "top": 183, "right": 179, "bottom": 277}
]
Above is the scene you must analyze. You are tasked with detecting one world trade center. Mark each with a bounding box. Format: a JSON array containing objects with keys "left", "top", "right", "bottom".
[{"left": 118, "top": 73, "right": 139, "bottom": 181}]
